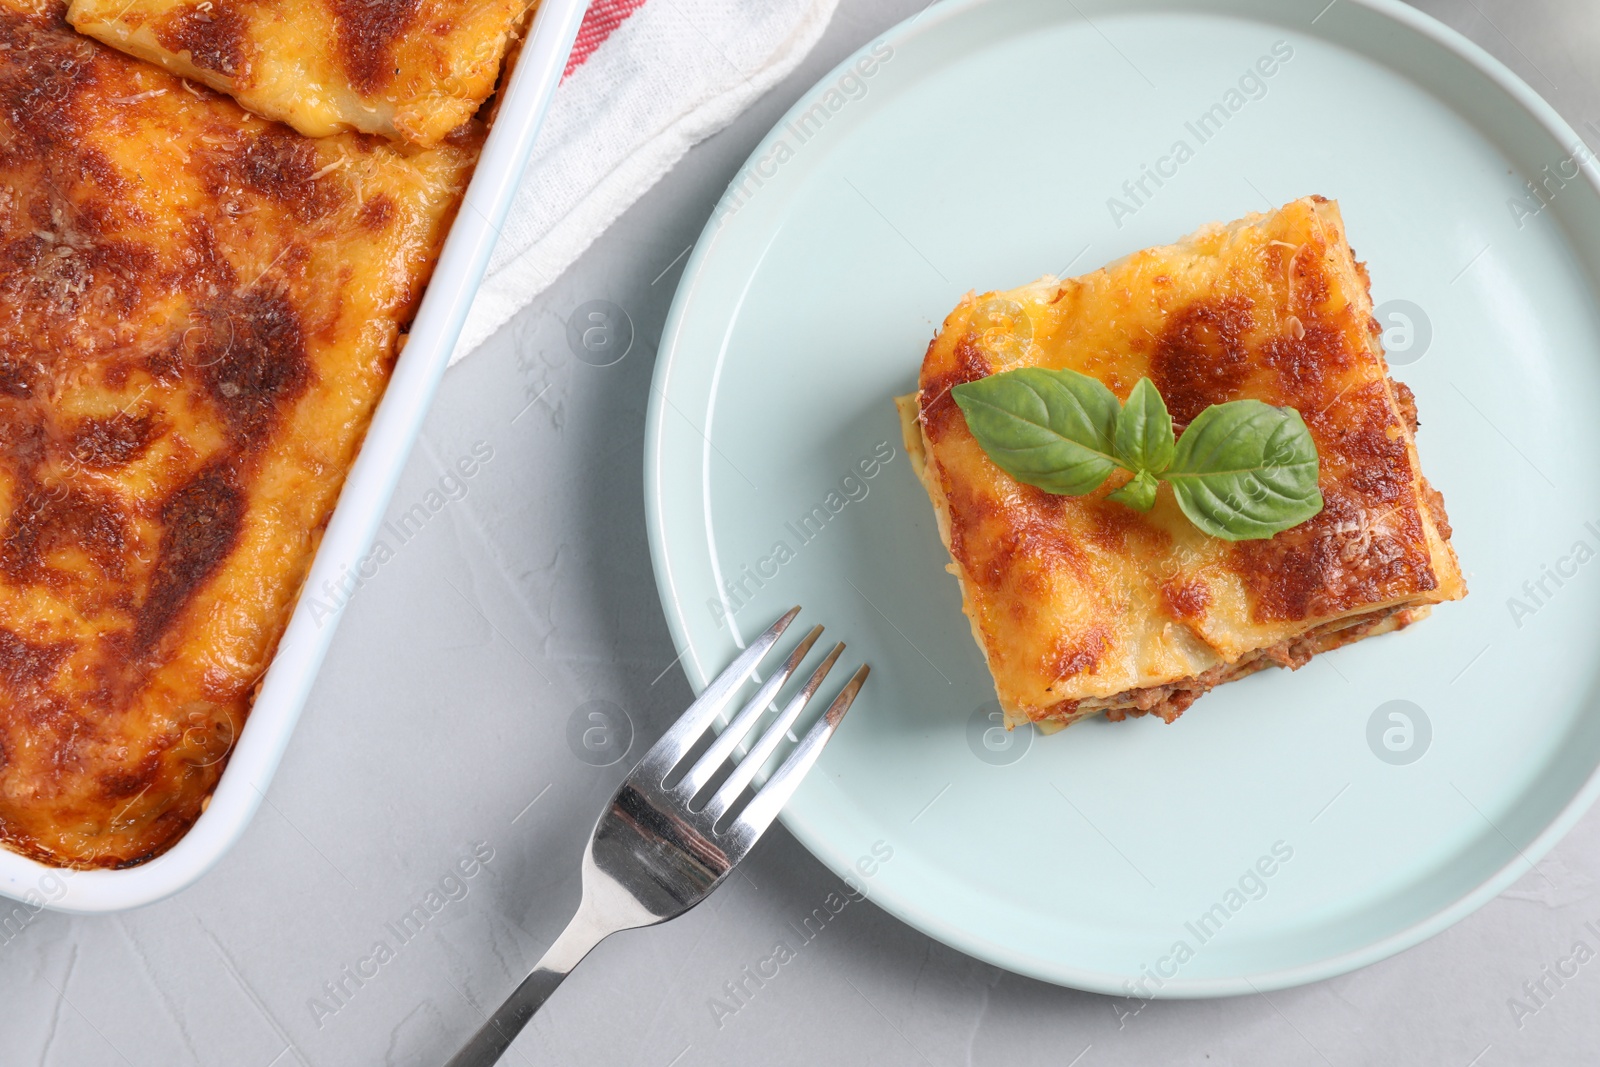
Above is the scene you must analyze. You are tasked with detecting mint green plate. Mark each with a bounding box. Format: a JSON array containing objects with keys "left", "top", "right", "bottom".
[{"left": 644, "top": 0, "right": 1600, "bottom": 995}]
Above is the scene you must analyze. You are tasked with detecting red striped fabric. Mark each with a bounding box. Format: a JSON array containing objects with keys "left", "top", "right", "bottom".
[{"left": 563, "top": 0, "right": 650, "bottom": 79}]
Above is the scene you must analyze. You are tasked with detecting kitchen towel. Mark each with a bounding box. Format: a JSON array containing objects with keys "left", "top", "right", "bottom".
[{"left": 451, "top": 0, "right": 842, "bottom": 362}]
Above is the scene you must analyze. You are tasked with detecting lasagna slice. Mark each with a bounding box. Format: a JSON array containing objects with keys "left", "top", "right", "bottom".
[
  {"left": 899, "top": 197, "right": 1465, "bottom": 730},
  {"left": 66, "top": 0, "right": 533, "bottom": 144},
  {"left": 0, "top": 0, "right": 474, "bottom": 868}
]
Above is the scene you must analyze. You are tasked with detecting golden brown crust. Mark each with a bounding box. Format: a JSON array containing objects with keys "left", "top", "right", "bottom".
[
  {"left": 152, "top": 2, "right": 248, "bottom": 77},
  {"left": 329, "top": 0, "right": 423, "bottom": 94},
  {"left": 907, "top": 197, "right": 1465, "bottom": 728},
  {"left": 0, "top": 3, "right": 475, "bottom": 867},
  {"left": 66, "top": 0, "right": 532, "bottom": 144}
]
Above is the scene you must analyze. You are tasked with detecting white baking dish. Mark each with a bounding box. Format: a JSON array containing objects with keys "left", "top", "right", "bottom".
[{"left": 0, "top": 0, "right": 589, "bottom": 914}]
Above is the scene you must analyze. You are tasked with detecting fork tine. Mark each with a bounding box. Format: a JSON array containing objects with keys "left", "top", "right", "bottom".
[
  {"left": 639, "top": 607, "right": 800, "bottom": 782},
  {"left": 724, "top": 664, "right": 869, "bottom": 845},
  {"left": 702, "top": 643, "right": 845, "bottom": 824},
  {"left": 673, "top": 625, "right": 824, "bottom": 798}
]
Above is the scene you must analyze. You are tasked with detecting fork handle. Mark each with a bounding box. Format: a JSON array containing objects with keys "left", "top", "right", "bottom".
[{"left": 444, "top": 907, "right": 610, "bottom": 1067}]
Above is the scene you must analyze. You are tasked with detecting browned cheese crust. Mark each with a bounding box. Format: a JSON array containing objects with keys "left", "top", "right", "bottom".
[
  {"left": 67, "top": 0, "right": 535, "bottom": 144},
  {"left": 0, "top": 0, "right": 474, "bottom": 867},
  {"left": 901, "top": 197, "right": 1465, "bottom": 730}
]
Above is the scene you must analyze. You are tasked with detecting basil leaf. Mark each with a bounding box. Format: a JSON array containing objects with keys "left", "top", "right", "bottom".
[
  {"left": 1165, "top": 400, "right": 1323, "bottom": 541},
  {"left": 1106, "top": 468, "right": 1159, "bottom": 512},
  {"left": 1113, "top": 377, "right": 1175, "bottom": 474},
  {"left": 952, "top": 367, "right": 1124, "bottom": 495}
]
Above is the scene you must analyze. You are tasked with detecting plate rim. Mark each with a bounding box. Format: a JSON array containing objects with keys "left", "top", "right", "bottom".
[{"left": 644, "top": 0, "right": 1600, "bottom": 995}]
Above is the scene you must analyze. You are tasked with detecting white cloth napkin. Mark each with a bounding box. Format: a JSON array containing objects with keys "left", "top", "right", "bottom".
[{"left": 450, "top": 0, "right": 841, "bottom": 363}]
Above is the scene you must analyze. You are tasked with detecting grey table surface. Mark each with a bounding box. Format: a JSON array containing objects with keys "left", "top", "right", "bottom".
[{"left": 6, "top": 1, "right": 1600, "bottom": 1064}]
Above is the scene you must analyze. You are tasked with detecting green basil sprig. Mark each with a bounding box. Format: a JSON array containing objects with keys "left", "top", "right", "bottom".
[{"left": 950, "top": 368, "right": 1323, "bottom": 541}]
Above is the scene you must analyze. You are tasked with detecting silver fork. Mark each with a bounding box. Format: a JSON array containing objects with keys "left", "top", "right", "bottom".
[{"left": 444, "top": 607, "right": 869, "bottom": 1066}]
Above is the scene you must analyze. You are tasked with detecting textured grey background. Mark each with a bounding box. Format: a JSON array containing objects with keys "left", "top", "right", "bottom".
[{"left": 5, "top": 1, "right": 1600, "bottom": 1064}]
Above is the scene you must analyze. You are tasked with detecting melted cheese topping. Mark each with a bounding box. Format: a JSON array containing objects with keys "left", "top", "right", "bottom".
[
  {"left": 66, "top": 0, "right": 532, "bottom": 144},
  {"left": 0, "top": 1, "right": 474, "bottom": 867},
  {"left": 907, "top": 197, "right": 1465, "bottom": 727}
]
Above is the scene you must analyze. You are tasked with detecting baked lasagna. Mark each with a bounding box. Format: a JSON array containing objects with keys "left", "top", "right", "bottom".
[
  {"left": 66, "top": 0, "right": 533, "bottom": 144},
  {"left": 899, "top": 197, "right": 1465, "bottom": 730},
  {"left": 0, "top": 0, "right": 473, "bottom": 867}
]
